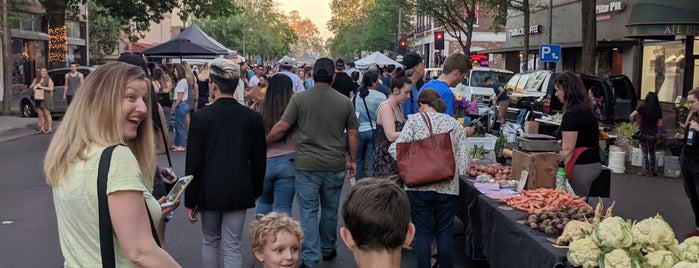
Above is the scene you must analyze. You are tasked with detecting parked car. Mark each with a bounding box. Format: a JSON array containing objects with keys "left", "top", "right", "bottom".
[
  {"left": 19, "top": 66, "right": 94, "bottom": 117},
  {"left": 501, "top": 70, "right": 637, "bottom": 124},
  {"left": 452, "top": 67, "right": 514, "bottom": 108}
]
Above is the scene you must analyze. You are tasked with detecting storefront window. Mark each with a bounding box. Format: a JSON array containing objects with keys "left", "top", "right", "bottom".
[
  {"left": 641, "top": 41, "right": 685, "bottom": 102},
  {"left": 11, "top": 39, "right": 25, "bottom": 84},
  {"left": 66, "top": 21, "right": 82, "bottom": 39}
]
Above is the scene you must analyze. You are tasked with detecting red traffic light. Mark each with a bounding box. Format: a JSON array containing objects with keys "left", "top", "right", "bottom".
[
  {"left": 399, "top": 39, "right": 407, "bottom": 47},
  {"left": 436, "top": 33, "right": 443, "bottom": 40}
]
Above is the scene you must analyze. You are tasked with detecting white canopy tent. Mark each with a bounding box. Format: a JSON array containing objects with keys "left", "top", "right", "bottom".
[{"left": 354, "top": 52, "right": 402, "bottom": 68}]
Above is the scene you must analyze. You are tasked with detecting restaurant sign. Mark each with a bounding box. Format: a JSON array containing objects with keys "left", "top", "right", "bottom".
[{"left": 596, "top": 1, "right": 626, "bottom": 21}]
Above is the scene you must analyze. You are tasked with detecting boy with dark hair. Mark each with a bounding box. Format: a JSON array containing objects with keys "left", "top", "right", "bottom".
[{"left": 340, "top": 178, "right": 415, "bottom": 268}]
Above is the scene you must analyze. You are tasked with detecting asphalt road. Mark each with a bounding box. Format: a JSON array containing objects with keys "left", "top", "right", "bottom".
[{"left": 0, "top": 131, "right": 483, "bottom": 267}]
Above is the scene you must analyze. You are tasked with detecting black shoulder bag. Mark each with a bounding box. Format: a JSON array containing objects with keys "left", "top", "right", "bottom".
[
  {"left": 98, "top": 145, "right": 161, "bottom": 267},
  {"left": 352, "top": 93, "right": 375, "bottom": 130}
]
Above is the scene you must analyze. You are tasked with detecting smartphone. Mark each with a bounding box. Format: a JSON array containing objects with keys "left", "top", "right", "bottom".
[{"left": 161, "top": 175, "right": 194, "bottom": 208}]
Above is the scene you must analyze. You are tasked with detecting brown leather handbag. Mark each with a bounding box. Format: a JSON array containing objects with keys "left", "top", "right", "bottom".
[{"left": 396, "top": 112, "right": 456, "bottom": 187}]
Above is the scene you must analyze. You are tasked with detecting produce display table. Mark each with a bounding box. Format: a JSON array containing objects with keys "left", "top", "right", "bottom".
[{"left": 458, "top": 177, "right": 571, "bottom": 268}]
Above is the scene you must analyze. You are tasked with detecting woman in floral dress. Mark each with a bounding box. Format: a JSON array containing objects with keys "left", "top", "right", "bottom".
[{"left": 373, "top": 77, "right": 412, "bottom": 176}]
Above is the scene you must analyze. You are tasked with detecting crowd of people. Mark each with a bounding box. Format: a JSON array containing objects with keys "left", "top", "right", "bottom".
[{"left": 40, "top": 49, "right": 699, "bottom": 268}]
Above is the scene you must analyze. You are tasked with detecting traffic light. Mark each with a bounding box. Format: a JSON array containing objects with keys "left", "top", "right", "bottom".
[
  {"left": 434, "top": 31, "right": 445, "bottom": 50},
  {"left": 398, "top": 38, "right": 407, "bottom": 54}
]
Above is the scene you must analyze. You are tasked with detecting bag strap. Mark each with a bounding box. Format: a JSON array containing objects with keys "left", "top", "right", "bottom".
[
  {"left": 98, "top": 145, "right": 161, "bottom": 268},
  {"left": 362, "top": 96, "right": 374, "bottom": 129},
  {"left": 98, "top": 145, "right": 119, "bottom": 268},
  {"left": 419, "top": 112, "right": 434, "bottom": 136},
  {"left": 159, "top": 125, "right": 173, "bottom": 167}
]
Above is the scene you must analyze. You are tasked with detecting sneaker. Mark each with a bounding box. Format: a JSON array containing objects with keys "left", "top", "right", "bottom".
[
  {"left": 684, "top": 229, "right": 699, "bottom": 238},
  {"left": 322, "top": 249, "right": 337, "bottom": 261}
]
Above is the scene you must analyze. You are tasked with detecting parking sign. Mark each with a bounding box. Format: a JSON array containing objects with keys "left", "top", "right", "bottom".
[{"left": 539, "top": 44, "right": 561, "bottom": 62}]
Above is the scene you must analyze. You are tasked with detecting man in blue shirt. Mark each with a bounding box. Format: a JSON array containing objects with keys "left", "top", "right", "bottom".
[
  {"left": 486, "top": 76, "right": 509, "bottom": 128},
  {"left": 400, "top": 53, "right": 425, "bottom": 118},
  {"left": 419, "top": 53, "right": 470, "bottom": 117}
]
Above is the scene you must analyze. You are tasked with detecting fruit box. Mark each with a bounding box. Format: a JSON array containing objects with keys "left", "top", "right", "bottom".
[{"left": 511, "top": 149, "right": 559, "bottom": 189}]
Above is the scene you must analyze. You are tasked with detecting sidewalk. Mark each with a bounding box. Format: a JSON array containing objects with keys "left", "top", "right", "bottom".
[{"left": 0, "top": 115, "right": 39, "bottom": 142}]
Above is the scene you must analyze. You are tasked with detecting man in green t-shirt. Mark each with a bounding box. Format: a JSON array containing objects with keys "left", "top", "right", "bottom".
[{"left": 267, "top": 57, "right": 359, "bottom": 268}]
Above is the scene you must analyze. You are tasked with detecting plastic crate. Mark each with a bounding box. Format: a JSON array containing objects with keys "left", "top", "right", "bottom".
[
  {"left": 664, "top": 156, "right": 681, "bottom": 178},
  {"left": 466, "top": 134, "right": 497, "bottom": 151}
]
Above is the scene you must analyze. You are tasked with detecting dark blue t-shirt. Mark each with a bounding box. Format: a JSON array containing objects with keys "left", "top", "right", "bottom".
[{"left": 493, "top": 82, "right": 510, "bottom": 102}]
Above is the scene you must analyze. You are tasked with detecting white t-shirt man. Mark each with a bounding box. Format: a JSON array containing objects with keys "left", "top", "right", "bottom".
[{"left": 278, "top": 70, "right": 305, "bottom": 93}]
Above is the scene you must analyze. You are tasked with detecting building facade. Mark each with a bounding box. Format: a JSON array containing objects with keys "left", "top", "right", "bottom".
[
  {"left": 10, "top": 2, "right": 87, "bottom": 87},
  {"left": 410, "top": 3, "right": 507, "bottom": 69}
]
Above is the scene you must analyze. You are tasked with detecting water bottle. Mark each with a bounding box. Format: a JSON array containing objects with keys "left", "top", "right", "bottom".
[
  {"left": 555, "top": 162, "right": 567, "bottom": 190},
  {"left": 688, "top": 129, "right": 696, "bottom": 146}
]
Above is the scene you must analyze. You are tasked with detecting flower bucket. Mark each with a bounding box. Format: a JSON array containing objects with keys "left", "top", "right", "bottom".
[
  {"left": 609, "top": 151, "right": 626, "bottom": 173},
  {"left": 631, "top": 148, "right": 643, "bottom": 167}
]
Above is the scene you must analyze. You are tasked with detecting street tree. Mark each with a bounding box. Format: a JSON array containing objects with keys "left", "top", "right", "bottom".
[
  {"left": 482, "top": 0, "right": 533, "bottom": 71},
  {"left": 38, "top": 0, "right": 236, "bottom": 69},
  {"left": 87, "top": 1, "right": 120, "bottom": 65},
  {"left": 360, "top": 0, "right": 412, "bottom": 53},
  {"left": 401, "top": 0, "right": 478, "bottom": 56},
  {"left": 287, "top": 10, "right": 326, "bottom": 59},
  {"left": 581, "top": 0, "right": 597, "bottom": 74},
  {"left": 196, "top": 0, "right": 296, "bottom": 61}
]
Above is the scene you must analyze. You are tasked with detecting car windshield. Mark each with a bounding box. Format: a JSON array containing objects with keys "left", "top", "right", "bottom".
[
  {"left": 470, "top": 71, "right": 513, "bottom": 87},
  {"left": 524, "top": 71, "right": 550, "bottom": 92}
]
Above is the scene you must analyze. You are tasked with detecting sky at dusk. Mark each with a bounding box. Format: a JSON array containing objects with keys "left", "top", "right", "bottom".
[{"left": 277, "top": 0, "right": 333, "bottom": 38}]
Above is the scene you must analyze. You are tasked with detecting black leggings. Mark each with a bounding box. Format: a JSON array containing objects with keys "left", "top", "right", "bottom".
[
  {"left": 639, "top": 134, "right": 657, "bottom": 175},
  {"left": 682, "top": 155, "right": 699, "bottom": 228}
]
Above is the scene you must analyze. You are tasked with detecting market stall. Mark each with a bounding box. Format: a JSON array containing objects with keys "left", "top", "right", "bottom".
[{"left": 458, "top": 177, "right": 571, "bottom": 268}]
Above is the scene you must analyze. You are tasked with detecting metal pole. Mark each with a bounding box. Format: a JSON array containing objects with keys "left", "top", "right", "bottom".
[
  {"left": 548, "top": 0, "right": 553, "bottom": 70},
  {"left": 242, "top": 30, "right": 246, "bottom": 61},
  {"left": 85, "top": 0, "right": 89, "bottom": 66}
]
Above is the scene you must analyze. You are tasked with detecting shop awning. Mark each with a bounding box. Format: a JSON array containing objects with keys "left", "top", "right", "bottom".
[{"left": 625, "top": 0, "right": 699, "bottom": 38}]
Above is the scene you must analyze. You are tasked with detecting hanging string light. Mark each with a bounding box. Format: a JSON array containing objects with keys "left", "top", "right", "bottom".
[{"left": 48, "top": 25, "right": 67, "bottom": 64}]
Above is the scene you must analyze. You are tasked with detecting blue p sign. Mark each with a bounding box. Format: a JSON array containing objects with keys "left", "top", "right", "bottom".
[{"left": 539, "top": 44, "right": 561, "bottom": 62}]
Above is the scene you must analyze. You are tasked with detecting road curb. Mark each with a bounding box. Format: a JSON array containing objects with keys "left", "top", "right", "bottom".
[{"left": 0, "top": 123, "right": 37, "bottom": 143}]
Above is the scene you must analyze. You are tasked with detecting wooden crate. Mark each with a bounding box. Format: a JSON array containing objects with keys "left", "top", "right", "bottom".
[
  {"left": 524, "top": 121, "right": 539, "bottom": 134},
  {"left": 511, "top": 149, "right": 559, "bottom": 189}
]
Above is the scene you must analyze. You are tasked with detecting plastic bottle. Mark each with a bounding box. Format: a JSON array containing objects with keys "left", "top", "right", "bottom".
[{"left": 555, "top": 162, "right": 567, "bottom": 190}]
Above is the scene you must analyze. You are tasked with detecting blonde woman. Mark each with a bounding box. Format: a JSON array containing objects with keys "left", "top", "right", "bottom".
[
  {"left": 44, "top": 62, "right": 180, "bottom": 267},
  {"left": 30, "top": 68, "right": 54, "bottom": 133}
]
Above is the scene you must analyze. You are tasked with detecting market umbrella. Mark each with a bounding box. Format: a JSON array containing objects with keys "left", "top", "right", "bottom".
[
  {"left": 143, "top": 38, "right": 227, "bottom": 60},
  {"left": 354, "top": 52, "right": 402, "bottom": 68}
]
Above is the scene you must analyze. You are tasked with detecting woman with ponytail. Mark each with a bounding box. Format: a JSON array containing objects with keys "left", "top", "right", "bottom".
[{"left": 352, "top": 70, "right": 386, "bottom": 180}]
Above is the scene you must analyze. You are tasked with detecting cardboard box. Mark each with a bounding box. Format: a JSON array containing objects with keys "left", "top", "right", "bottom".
[
  {"left": 511, "top": 149, "right": 559, "bottom": 189},
  {"left": 524, "top": 121, "right": 539, "bottom": 134}
]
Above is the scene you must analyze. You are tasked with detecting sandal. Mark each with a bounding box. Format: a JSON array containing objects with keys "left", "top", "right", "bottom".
[
  {"left": 171, "top": 146, "right": 186, "bottom": 152},
  {"left": 44, "top": 129, "right": 53, "bottom": 134}
]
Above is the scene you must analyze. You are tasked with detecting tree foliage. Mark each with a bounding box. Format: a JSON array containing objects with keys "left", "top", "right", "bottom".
[
  {"left": 195, "top": 0, "right": 296, "bottom": 60},
  {"left": 481, "top": 0, "right": 534, "bottom": 71},
  {"left": 401, "top": 0, "right": 478, "bottom": 55},
  {"left": 287, "top": 10, "right": 326, "bottom": 58},
  {"left": 328, "top": 0, "right": 411, "bottom": 58},
  {"left": 87, "top": 1, "right": 121, "bottom": 65}
]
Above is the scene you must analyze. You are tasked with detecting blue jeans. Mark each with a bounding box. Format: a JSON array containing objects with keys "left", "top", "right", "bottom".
[
  {"left": 174, "top": 102, "right": 189, "bottom": 146},
  {"left": 356, "top": 130, "right": 374, "bottom": 180},
  {"left": 407, "top": 191, "right": 457, "bottom": 268},
  {"left": 295, "top": 170, "right": 345, "bottom": 268},
  {"left": 255, "top": 154, "right": 296, "bottom": 215}
]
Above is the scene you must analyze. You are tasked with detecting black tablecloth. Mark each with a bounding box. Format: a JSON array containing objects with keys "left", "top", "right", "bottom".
[{"left": 458, "top": 177, "right": 572, "bottom": 268}]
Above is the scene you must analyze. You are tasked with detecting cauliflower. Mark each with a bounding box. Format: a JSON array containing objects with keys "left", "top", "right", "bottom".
[
  {"left": 673, "top": 261, "right": 699, "bottom": 268},
  {"left": 600, "top": 249, "right": 641, "bottom": 268},
  {"left": 594, "top": 216, "right": 634, "bottom": 250},
  {"left": 632, "top": 215, "right": 677, "bottom": 252},
  {"left": 568, "top": 236, "right": 601, "bottom": 268},
  {"left": 679, "top": 237, "right": 699, "bottom": 263},
  {"left": 645, "top": 249, "right": 679, "bottom": 268},
  {"left": 557, "top": 220, "right": 594, "bottom": 245}
]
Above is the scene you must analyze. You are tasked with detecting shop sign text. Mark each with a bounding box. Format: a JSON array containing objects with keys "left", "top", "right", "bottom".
[
  {"left": 596, "top": 1, "right": 626, "bottom": 21},
  {"left": 508, "top": 25, "right": 541, "bottom": 37}
]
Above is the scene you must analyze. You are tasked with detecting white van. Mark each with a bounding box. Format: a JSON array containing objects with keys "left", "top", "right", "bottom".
[{"left": 452, "top": 67, "right": 514, "bottom": 108}]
